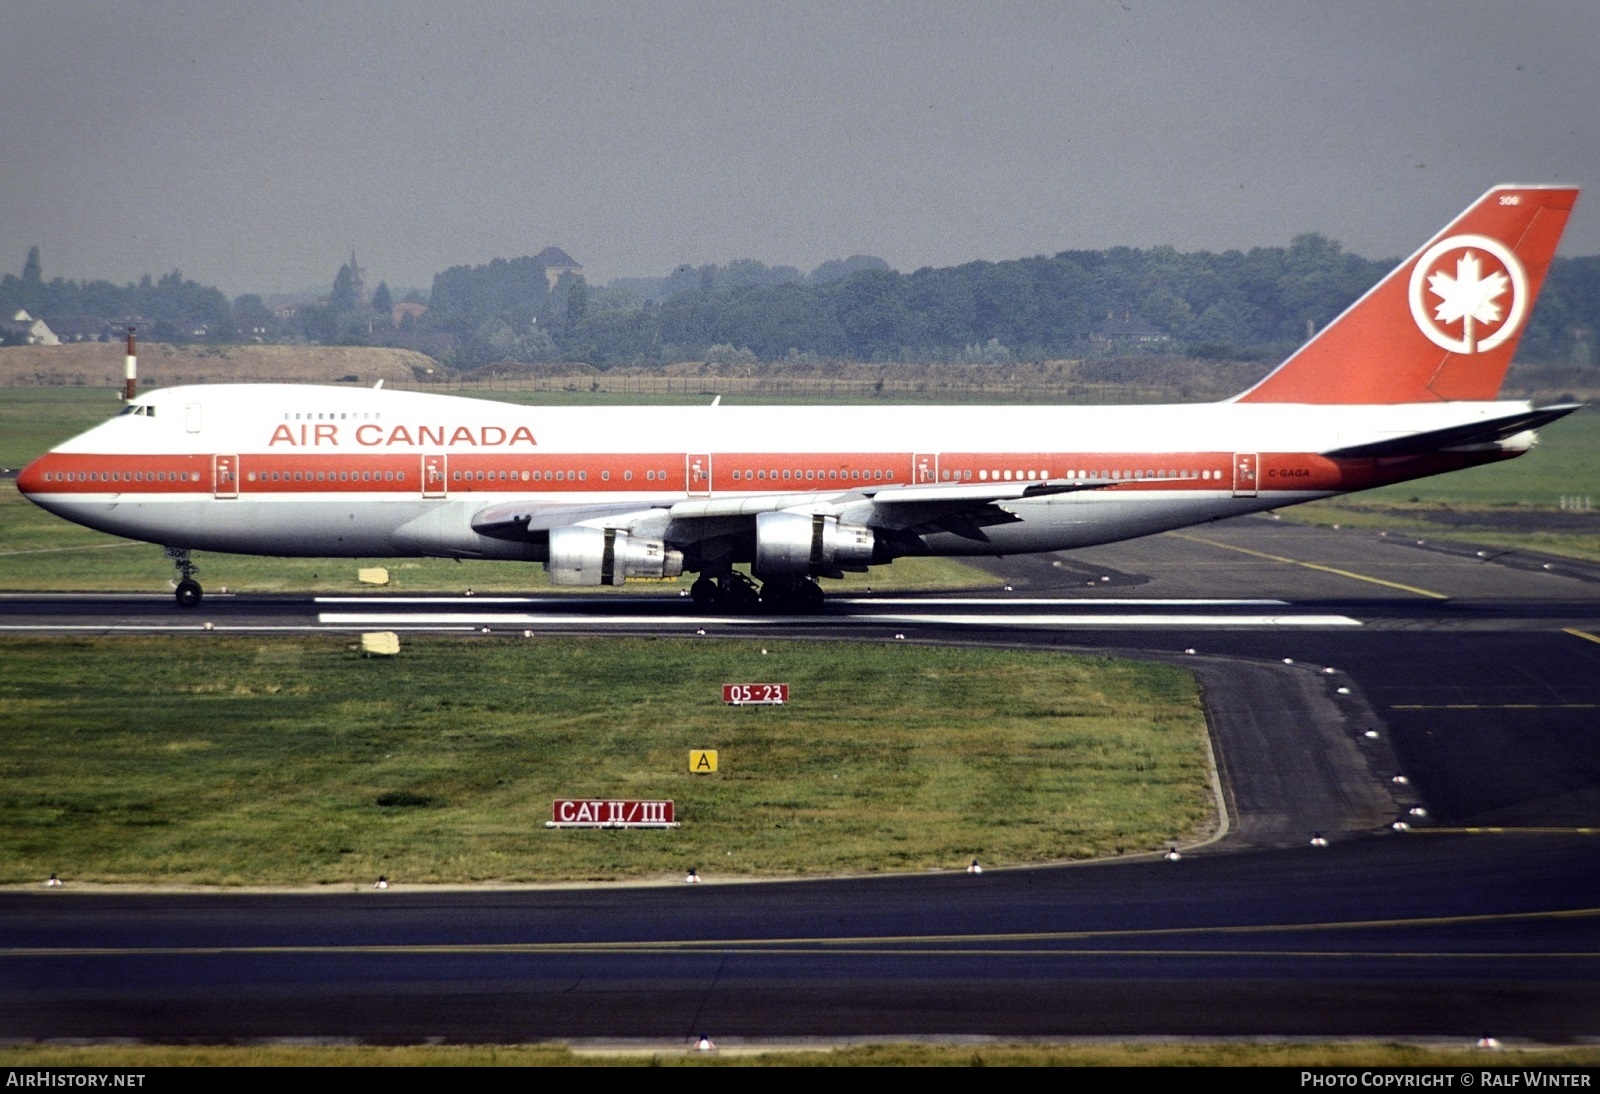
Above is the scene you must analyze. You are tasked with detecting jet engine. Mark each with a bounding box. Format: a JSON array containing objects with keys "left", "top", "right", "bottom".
[
  {"left": 546, "top": 525, "right": 684, "bottom": 586},
  {"left": 754, "top": 511, "right": 875, "bottom": 576}
]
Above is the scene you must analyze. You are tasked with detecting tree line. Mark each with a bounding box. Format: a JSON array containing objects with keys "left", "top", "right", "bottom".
[
  {"left": 7, "top": 240, "right": 1598, "bottom": 369},
  {"left": 0, "top": 247, "right": 231, "bottom": 343}
]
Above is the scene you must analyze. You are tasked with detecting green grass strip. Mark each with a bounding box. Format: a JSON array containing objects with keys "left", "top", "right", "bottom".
[{"left": 0, "top": 635, "right": 1212, "bottom": 886}]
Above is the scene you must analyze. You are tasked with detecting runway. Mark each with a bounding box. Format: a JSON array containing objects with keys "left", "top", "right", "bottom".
[{"left": 3, "top": 515, "right": 1600, "bottom": 1043}]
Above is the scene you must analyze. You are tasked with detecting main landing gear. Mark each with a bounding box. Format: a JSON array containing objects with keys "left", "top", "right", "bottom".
[
  {"left": 690, "top": 572, "right": 825, "bottom": 614},
  {"left": 166, "top": 547, "right": 202, "bottom": 608}
]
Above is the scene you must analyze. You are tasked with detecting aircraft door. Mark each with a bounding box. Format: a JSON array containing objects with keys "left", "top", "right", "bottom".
[
  {"left": 213, "top": 454, "right": 239, "bottom": 499},
  {"left": 913, "top": 452, "right": 939, "bottom": 484},
  {"left": 687, "top": 453, "right": 712, "bottom": 497},
  {"left": 1232, "top": 452, "right": 1259, "bottom": 498},
  {"left": 422, "top": 454, "right": 447, "bottom": 499}
]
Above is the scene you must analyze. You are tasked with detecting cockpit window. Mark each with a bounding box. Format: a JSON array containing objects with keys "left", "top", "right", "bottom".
[{"left": 118, "top": 404, "right": 155, "bottom": 417}]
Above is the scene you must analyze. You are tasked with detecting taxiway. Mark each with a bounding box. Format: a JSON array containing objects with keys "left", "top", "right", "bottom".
[{"left": 3, "top": 515, "right": 1598, "bottom": 1043}]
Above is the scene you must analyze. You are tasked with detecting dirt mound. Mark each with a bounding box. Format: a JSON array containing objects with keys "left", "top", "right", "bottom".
[{"left": 0, "top": 344, "right": 438, "bottom": 388}]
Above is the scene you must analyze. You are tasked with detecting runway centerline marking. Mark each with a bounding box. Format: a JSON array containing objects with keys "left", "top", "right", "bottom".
[
  {"left": 1168, "top": 533, "right": 1450, "bottom": 600},
  {"left": 7, "top": 906, "right": 1596, "bottom": 960}
]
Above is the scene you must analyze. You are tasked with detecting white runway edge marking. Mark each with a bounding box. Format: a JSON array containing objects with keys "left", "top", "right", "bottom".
[
  {"left": 0, "top": 624, "right": 478, "bottom": 633},
  {"left": 317, "top": 611, "right": 1362, "bottom": 629},
  {"left": 840, "top": 597, "right": 1292, "bottom": 607},
  {"left": 864, "top": 613, "right": 1360, "bottom": 628},
  {"left": 311, "top": 596, "right": 1292, "bottom": 608}
]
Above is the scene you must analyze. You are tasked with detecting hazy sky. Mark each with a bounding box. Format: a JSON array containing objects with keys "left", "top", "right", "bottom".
[{"left": 4, "top": 1, "right": 1598, "bottom": 297}]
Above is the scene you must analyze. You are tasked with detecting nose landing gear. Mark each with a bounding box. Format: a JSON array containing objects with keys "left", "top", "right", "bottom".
[{"left": 165, "top": 547, "right": 203, "bottom": 608}]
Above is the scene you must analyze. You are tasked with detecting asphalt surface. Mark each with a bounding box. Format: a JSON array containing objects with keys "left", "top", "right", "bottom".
[{"left": 3, "top": 515, "right": 1599, "bottom": 1044}]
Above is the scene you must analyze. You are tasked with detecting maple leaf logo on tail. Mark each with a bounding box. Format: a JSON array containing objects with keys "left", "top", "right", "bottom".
[
  {"left": 1428, "top": 251, "right": 1508, "bottom": 353},
  {"left": 1407, "top": 233, "right": 1528, "bottom": 355}
]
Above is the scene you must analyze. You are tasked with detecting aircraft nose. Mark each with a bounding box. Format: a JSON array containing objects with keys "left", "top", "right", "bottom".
[{"left": 16, "top": 454, "right": 49, "bottom": 498}]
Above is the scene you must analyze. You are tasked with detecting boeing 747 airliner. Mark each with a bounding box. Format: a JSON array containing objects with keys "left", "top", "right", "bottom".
[{"left": 17, "top": 185, "right": 1580, "bottom": 610}]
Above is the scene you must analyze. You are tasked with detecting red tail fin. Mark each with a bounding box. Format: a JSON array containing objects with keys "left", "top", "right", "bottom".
[{"left": 1235, "top": 185, "right": 1578, "bottom": 404}]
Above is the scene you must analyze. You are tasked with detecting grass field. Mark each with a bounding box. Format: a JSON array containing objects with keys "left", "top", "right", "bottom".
[{"left": 0, "top": 636, "right": 1211, "bottom": 886}]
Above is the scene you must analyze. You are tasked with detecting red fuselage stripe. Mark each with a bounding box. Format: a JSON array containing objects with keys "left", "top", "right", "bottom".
[{"left": 18, "top": 448, "right": 1515, "bottom": 497}]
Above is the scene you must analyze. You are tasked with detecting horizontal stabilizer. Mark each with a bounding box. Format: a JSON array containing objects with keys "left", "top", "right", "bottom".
[{"left": 1323, "top": 404, "right": 1583, "bottom": 458}]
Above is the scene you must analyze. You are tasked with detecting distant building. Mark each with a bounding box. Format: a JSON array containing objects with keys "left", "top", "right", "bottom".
[
  {"left": 391, "top": 301, "right": 428, "bottom": 327},
  {"left": 347, "top": 249, "right": 368, "bottom": 307},
  {"left": 1, "top": 309, "right": 59, "bottom": 346},
  {"left": 1092, "top": 310, "right": 1171, "bottom": 346},
  {"left": 44, "top": 316, "right": 113, "bottom": 343},
  {"left": 533, "top": 246, "right": 582, "bottom": 290}
]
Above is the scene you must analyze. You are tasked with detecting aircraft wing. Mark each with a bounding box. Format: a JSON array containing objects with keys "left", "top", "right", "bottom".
[
  {"left": 471, "top": 478, "right": 1117, "bottom": 543},
  {"left": 840, "top": 478, "right": 1116, "bottom": 535},
  {"left": 1323, "top": 404, "right": 1583, "bottom": 459},
  {"left": 471, "top": 501, "right": 662, "bottom": 538}
]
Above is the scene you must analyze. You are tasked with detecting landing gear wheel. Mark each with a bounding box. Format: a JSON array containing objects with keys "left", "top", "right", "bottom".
[
  {"left": 755, "top": 577, "right": 826, "bottom": 613},
  {"left": 759, "top": 578, "right": 796, "bottom": 611},
  {"left": 690, "top": 577, "right": 717, "bottom": 609},
  {"left": 165, "top": 547, "right": 202, "bottom": 609},
  {"left": 800, "top": 578, "right": 825, "bottom": 611},
  {"left": 715, "top": 572, "right": 761, "bottom": 612}
]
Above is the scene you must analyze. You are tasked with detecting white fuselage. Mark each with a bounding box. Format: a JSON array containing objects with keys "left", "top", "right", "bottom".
[{"left": 19, "top": 384, "right": 1532, "bottom": 566}]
